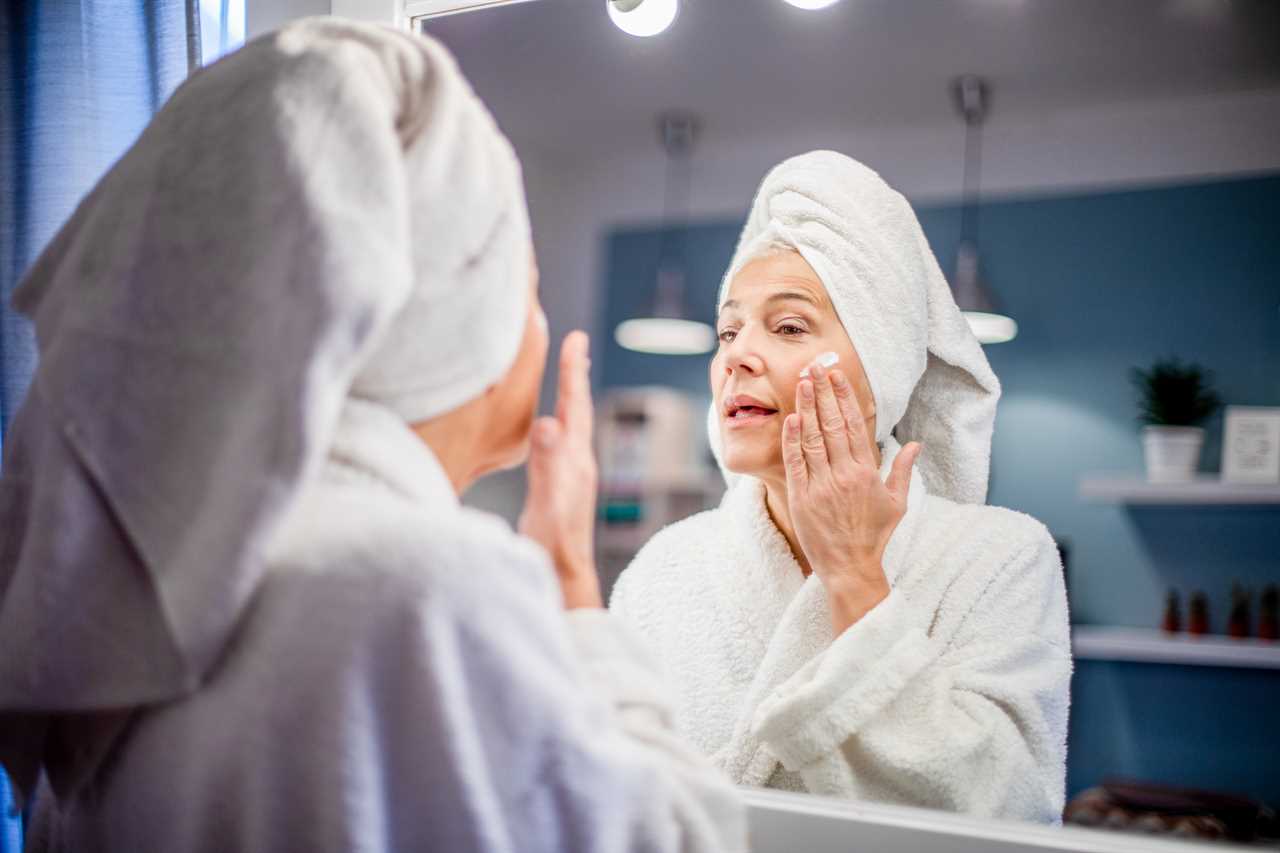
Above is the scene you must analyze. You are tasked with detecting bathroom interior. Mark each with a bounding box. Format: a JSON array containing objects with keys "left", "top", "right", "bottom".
[{"left": 3, "top": 0, "right": 1278, "bottom": 850}]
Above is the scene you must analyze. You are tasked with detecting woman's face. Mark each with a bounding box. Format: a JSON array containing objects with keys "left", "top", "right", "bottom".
[
  {"left": 710, "top": 249, "right": 877, "bottom": 483},
  {"left": 480, "top": 255, "right": 549, "bottom": 474}
]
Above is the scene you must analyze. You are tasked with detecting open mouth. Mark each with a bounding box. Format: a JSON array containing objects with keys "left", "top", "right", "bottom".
[{"left": 724, "top": 397, "right": 780, "bottom": 423}]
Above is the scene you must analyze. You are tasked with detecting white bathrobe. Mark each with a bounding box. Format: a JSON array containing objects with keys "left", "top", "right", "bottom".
[
  {"left": 24, "top": 400, "right": 746, "bottom": 852},
  {"left": 610, "top": 433, "right": 1072, "bottom": 824}
]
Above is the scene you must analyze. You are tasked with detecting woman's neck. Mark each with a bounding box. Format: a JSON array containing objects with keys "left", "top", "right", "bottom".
[
  {"left": 410, "top": 408, "right": 485, "bottom": 496},
  {"left": 762, "top": 477, "right": 812, "bottom": 578}
]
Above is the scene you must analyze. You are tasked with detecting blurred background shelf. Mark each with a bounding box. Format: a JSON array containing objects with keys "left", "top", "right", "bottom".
[
  {"left": 1078, "top": 474, "right": 1280, "bottom": 505},
  {"left": 1072, "top": 625, "right": 1280, "bottom": 669}
]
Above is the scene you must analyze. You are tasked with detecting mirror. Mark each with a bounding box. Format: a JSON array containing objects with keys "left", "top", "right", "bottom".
[{"left": 428, "top": 0, "right": 1280, "bottom": 843}]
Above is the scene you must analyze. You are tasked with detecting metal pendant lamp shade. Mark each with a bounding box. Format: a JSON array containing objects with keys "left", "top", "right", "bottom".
[
  {"left": 614, "top": 112, "right": 716, "bottom": 355},
  {"left": 950, "top": 75, "right": 1018, "bottom": 345}
]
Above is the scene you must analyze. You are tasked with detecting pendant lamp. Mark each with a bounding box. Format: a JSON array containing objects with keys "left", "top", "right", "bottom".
[
  {"left": 614, "top": 112, "right": 716, "bottom": 355},
  {"left": 950, "top": 74, "right": 1018, "bottom": 344}
]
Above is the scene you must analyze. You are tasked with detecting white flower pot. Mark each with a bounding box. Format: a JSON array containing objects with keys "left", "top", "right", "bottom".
[{"left": 1141, "top": 425, "right": 1205, "bottom": 483}]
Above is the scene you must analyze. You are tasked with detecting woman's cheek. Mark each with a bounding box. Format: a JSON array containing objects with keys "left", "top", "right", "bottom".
[{"left": 776, "top": 378, "right": 799, "bottom": 416}]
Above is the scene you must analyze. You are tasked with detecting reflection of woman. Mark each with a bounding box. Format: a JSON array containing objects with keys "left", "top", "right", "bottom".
[
  {"left": 0, "top": 20, "right": 744, "bottom": 851},
  {"left": 611, "top": 151, "right": 1072, "bottom": 823}
]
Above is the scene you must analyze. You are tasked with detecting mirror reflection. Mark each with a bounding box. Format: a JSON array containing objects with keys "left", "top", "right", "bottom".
[{"left": 433, "top": 0, "right": 1280, "bottom": 842}]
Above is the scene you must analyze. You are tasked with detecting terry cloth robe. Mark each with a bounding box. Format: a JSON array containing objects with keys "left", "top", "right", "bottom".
[
  {"left": 23, "top": 400, "right": 746, "bottom": 853},
  {"left": 609, "top": 433, "right": 1072, "bottom": 824}
]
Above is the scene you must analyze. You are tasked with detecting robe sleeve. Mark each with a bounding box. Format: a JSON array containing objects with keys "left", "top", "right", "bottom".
[
  {"left": 346, "top": 529, "right": 747, "bottom": 853},
  {"left": 750, "top": 533, "right": 1072, "bottom": 823}
]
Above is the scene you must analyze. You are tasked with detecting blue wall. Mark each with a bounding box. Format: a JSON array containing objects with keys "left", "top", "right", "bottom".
[{"left": 600, "top": 173, "right": 1280, "bottom": 805}]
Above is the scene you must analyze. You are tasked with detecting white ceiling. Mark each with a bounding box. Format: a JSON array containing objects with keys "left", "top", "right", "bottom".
[{"left": 427, "top": 0, "right": 1280, "bottom": 160}]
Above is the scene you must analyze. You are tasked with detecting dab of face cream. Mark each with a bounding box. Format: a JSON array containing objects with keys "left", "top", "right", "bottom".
[{"left": 799, "top": 351, "right": 839, "bottom": 378}]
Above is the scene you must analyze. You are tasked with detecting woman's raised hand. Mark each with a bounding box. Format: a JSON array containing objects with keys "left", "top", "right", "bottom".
[
  {"left": 519, "top": 331, "right": 603, "bottom": 609},
  {"left": 781, "top": 360, "right": 922, "bottom": 633}
]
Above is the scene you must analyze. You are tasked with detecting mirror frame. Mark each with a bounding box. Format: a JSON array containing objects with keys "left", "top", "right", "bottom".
[{"left": 743, "top": 788, "right": 1244, "bottom": 853}]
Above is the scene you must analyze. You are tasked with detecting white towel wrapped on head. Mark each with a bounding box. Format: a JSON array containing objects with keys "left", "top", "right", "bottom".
[{"left": 708, "top": 150, "right": 1002, "bottom": 505}]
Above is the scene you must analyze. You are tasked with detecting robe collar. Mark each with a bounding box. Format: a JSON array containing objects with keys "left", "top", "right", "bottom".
[
  {"left": 1, "top": 400, "right": 456, "bottom": 805},
  {"left": 326, "top": 397, "right": 460, "bottom": 510},
  {"left": 708, "top": 432, "right": 929, "bottom": 786}
]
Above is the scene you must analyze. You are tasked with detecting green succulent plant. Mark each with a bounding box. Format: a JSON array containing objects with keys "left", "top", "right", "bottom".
[{"left": 1129, "top": 357, "right": 1222, "bottom": 427}]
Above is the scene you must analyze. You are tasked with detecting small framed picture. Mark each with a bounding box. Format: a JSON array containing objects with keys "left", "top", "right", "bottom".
[{"left": 1221, "top": 406, "right": 1280, "bottom": 484}]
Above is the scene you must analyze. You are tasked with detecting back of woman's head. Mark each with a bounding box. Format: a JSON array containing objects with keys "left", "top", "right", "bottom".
[{"left": 0, "top": 18, "right": 532, "bottom": 799}]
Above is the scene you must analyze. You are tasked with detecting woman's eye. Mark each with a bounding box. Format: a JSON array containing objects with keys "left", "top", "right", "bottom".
[
  {"left": 717, "top": 329, "right": 737, "bottom": 343},
  {"left": 777, "top": 323, "right": 806, "bottom": 336}
]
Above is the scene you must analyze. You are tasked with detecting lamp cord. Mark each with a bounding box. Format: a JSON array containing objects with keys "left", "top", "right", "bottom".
[{"left": 959, "top": 102, "right": 983, "bottom": 247}]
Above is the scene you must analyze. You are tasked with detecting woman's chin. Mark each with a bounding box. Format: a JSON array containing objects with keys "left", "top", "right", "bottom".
[{"left": 721, "top": 442, "right": 780, "bottom": 480}]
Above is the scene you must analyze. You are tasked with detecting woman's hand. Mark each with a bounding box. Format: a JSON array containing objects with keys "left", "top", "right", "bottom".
[
  {"left": 781, "top": 361, "right": 922, "bottom": 634},
  {"left": 519, "top": 330, "right": 603, "bottom": 609}
]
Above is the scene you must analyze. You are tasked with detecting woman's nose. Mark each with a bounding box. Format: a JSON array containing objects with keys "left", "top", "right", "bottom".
[{"left": 722, "top": 329, "right": 765, "bottom": 375}]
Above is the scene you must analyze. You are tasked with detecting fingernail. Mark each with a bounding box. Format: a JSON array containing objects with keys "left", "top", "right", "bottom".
[{"left": 798, "top": 351, "right": 839, "bottom": 378}]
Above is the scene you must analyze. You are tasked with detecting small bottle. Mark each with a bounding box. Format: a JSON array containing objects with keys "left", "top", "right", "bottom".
[
  {"left": 1228, "top": 583, "right": 1251, "bottom": 639},
  {"left": 1161, "top": 589, "right": 1181, "bottom": 634},
  {"left": 1188, "top": 591, "right": 1210, "bottom": 636},
  {"left": 1258, "top": 585, "right": 1277, "bottom": 641}
]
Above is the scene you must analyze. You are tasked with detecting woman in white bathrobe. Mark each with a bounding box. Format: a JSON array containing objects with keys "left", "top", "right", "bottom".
[
  {"left": 610, "top": 151, "right": 1072, "bottom": 824},
  {"left": 0, "top": 19, "right": 743, "bottom": 852}
]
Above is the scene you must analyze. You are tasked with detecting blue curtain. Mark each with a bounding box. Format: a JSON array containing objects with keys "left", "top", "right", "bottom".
[
  {"left": 1, "top": 0, "right": 188, "bottom": 448},
  {"left": 0, "top": 0, "right": 190, "bottom": 845}
]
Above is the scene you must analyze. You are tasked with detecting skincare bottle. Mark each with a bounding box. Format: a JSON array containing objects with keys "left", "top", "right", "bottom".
[
  {"left": 1188, "top": 591, "right": 1210, "bottom": 636},
  {"left": 1161, "top": 589, "right": 1181, "bottom": 633}
]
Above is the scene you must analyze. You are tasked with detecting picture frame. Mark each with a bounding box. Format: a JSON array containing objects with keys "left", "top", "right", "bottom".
[{"left": 1221, "top": 405, "right": 1280, "bottom": 484}]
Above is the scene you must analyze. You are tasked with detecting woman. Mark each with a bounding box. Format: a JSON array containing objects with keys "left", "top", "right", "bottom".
[
  {"left": 0, "top": 19, "right": 744, "bottom": 852},
  {"left": 610, "top": 151, "right": 1072, "bottom": 823}
]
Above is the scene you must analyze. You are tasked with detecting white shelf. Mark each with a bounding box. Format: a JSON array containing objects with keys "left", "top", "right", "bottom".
[
  {"left": 1078, "top": 473, "right": 1280, "bottom": 504},
  {"left": 1072, "top": 625, "right": 1280, "bottom": 669}
]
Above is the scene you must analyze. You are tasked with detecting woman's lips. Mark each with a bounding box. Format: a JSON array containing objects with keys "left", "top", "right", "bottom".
[{"left": 724, "top": 406, "right": 779, "bottom": 428}]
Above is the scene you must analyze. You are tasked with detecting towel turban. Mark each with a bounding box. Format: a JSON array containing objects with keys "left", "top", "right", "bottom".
[{"left": 707, "top": 150, "right": 1001, "bottom": 505}]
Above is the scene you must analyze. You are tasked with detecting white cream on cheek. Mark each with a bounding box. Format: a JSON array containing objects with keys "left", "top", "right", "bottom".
[{"left": 798, "top": 350, "right": 839, "bottom": 378}]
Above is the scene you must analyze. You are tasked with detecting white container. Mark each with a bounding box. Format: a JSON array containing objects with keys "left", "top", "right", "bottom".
[{"left": 1141, "top": 425, "right": 1205, "bottom": 483}]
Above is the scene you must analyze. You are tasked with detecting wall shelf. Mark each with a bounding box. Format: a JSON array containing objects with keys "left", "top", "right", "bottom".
[
  {"left": 1077, "top": 474, "right": 1280, "bottom": 505},
  {"left": 1072, "top": 625, "right": 1280, "bottom": 670}
]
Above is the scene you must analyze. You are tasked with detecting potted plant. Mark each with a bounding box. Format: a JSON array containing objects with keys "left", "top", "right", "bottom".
[{"left": 1129, "top": 357, "right": 1222, "bottom": 483}]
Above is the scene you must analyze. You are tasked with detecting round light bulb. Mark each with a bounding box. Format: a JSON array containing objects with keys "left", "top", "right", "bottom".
[
  {"left": 781, "top": 0, "right": 842, "bottom": 9},
  {"left": 607, "top": 0, "right": 678, "bottom": 37},
  {"left": 615, "top": 318, "right": 715, "bottom": 354}
]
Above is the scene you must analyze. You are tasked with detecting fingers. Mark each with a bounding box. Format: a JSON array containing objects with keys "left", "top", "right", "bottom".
[
  {"left": 885, "top": 441, "right": 922, "bottom": 502},
  {"left": 556, "top": 330, "right": 593, "bottom": 442},
  {"left": 796, "top": 377, "right": 829, "bottom": 473},
  {"left": 781, "top": 413, "right": 808, "bottom": 491},
  {"left": 526, "top": 417, "right": 562, "bottom": 483},
  {"left": 518, "top": 417, "right": 562, "bottom": 539},
  {"left": 828, "top": 367, "right": 877, "bottom": 463},
  {"left": 809, "top": 363, "right": 854, "bottom": 470}
]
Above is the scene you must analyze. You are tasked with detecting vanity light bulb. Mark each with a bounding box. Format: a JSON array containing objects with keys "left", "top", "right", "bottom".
[
  {"left": 607, "top": 0, "right": 679, "bottom": 37},
  {"left": 781, "top": 0, "right": 842, "bottom": 9}
]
